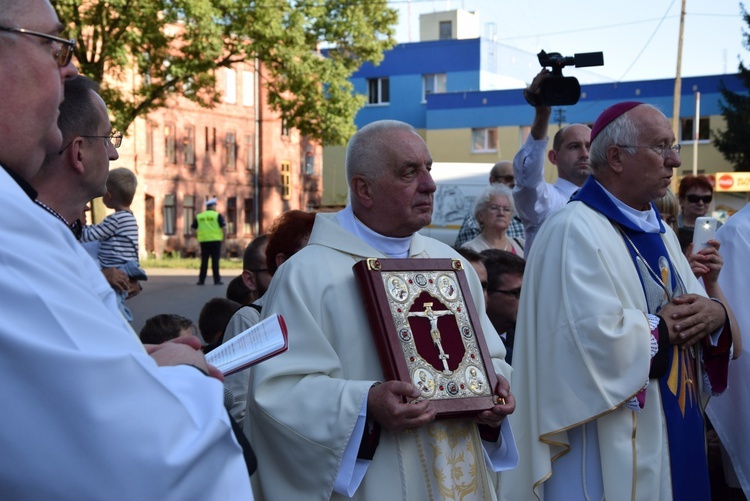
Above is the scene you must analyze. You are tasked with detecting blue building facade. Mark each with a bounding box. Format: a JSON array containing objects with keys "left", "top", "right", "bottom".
[{"left": 322, "top": 35, "right": 746, "bottom": 207}]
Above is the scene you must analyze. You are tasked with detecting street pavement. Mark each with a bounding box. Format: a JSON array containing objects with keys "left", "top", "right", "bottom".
[{"left": 128, "top": 268, "right": 241, "bottom": 337}]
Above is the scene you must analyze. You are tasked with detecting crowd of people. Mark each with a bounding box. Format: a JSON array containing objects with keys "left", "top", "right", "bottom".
[{"left": 2, "top": 2, "right": 748, "bottom": 499}]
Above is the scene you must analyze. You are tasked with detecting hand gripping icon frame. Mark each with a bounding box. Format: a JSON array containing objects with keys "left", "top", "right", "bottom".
[{"left": 353, "top": 258, "right": 501, "bottom": 418}]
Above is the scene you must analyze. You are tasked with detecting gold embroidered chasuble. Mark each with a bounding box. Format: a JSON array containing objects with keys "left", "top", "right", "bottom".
[{"left": 245, "top": 213, "right": 515, "bottom": 500}]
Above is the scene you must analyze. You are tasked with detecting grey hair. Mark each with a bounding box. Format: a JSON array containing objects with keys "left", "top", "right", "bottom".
[
  {"left": 473, "top": 183, "right": 515, "bottom": 221},
  {"left": 345, "top": 120, "right": 416, "bottom": 185},
  {"left": 589, "top": 103, "right": 663, "bottom": 171}
]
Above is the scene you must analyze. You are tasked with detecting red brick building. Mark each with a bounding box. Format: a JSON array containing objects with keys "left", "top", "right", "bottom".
[{"left": 113, "top": 60, "right": 322, "bottom": 258}]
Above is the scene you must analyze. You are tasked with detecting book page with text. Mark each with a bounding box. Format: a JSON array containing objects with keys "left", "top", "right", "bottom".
[{"left": 206, "top": 313, "right": 287, "bottom": 375}]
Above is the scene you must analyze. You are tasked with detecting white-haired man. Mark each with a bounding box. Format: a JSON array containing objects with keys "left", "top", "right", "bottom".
[
  {"left": 500, "top": 102, "right": 731, "bottom": 500},
  {"left": 247, "top": 120, "right": 518, "bottom": 500}
]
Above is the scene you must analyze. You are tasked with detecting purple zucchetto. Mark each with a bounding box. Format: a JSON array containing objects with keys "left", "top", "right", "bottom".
[{"left": 590, "top": 101, "right": 643, "bottom": 143}]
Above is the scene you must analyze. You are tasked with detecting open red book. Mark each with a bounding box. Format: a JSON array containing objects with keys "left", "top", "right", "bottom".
[{"left": 205, "top": 313, "right": 288, "bottom": 376}]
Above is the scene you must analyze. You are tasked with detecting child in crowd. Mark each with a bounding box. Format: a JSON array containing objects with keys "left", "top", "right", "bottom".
[
  {"left": 80, "top": 168, "right": 147, "bottom": 321},
  {"left": 139, "top": 314, "right": 198, "bottom": 345},
  {"left": 198, "top": 298, "right": 242, "bottom": 353}
]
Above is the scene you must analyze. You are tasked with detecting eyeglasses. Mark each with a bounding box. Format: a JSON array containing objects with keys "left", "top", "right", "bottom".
[
  {"left": 58, "top": 131, "right": 123, "bottom": 154},
  {"left": 617, "top": 143, "right": 681, "bottom": 159},
  {"left": 0, "top": 26, "right": 76, "bottom": 67},
  {"left": 492, "top": 174, "right": 515, "bottom": 185},
  {"left": 487, "top": 205, "right": 513, "bottom": 214},
  {"left": 686, "top": 194, "right": 712, "bottom": 204},
  {"left": 488, "top": 288, "right": 521, "bottom": 299}
]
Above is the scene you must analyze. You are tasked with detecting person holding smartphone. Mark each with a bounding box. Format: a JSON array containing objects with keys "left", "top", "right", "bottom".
[{"left": 677, "top": 174, "right": 718, "bottom": 251}]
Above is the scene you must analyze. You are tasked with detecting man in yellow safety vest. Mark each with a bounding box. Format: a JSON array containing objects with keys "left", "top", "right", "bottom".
[{"left": 192, "top": 197, "right": 227, "bottom": 285}]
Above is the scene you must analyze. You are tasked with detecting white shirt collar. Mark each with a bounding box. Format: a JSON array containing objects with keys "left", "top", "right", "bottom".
[
  {"left": 596, "top": 180, "right": 662, "bottom": 233},
  {"left": 336, "top": 205, "right": 413, "bottom": 258},
  {"left": 554, "top": 177, "right": 580, "bottom": 200}
]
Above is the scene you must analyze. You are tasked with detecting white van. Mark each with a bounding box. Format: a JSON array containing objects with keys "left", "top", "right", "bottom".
[{"left": 420, "top": 162, "right": 493, "bottom": 246}]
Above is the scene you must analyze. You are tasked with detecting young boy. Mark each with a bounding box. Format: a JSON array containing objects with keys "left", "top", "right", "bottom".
[{"left": 81, "top": 168, "right": 146, "bottom": 321}]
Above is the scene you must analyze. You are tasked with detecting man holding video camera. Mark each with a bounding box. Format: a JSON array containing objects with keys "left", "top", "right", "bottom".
[{"left": 512, "top": 69, "right": 593, "bottom": 252}]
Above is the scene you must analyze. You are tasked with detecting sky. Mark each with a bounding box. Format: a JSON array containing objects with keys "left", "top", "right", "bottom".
[{"left": 387, "top": 0, "right": 746, "bottom": 84}]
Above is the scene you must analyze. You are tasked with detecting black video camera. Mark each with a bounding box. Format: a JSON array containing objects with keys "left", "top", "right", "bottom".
[{"left": 535, "top": 50, "right": 604, "bottom": 106}]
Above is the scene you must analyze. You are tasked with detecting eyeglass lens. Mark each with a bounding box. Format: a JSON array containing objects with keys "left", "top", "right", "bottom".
[
  {"left": 0, "top": 27, "right": 75, "bottom": 67},
  {"left": 55, "top": 43, "right": 74, "bottom": 67}
]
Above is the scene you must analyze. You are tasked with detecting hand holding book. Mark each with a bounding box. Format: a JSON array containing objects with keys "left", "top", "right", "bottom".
[{"left": 205, "top": 314, "right": 288, "bottom": 376}]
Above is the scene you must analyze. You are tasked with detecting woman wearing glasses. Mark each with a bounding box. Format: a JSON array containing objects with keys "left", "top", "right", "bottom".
[
  {"left": 677, "top": 174, "right": 718, "bottom": 251},
  {"left": 461, "top": 184, "right": 525, "bottom": 258}
]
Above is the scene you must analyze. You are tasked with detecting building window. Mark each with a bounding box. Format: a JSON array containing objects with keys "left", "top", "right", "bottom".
[
  {"left": 680, "top": 117, "right": 710, "bottom": 142},
  {"left": 242, "top": 70, "right": 254, "bottom": 106},
  {"left": 204, "top": 126, "right": 209, "bottom": 152},
  {"left": 422, "top": 73, "right": 447, "bottom": 101},
  {"left": 212, "top": 127, "right": 217, "bottom": 153},
  {"left": 226, "top": 197, "right": 237, "bottom": 237},
  {"left": 225, "top": 68, "right": 237, "bottom": 104},
  {"left": 183, "top": 195, "right": 195, "bottom": 236},
  {"left": 281, "top": 119, "right": 290, "bottom": 137},
  {"left": 472, "top": 127, "right": 498, "bottom": 153},
  {"left": 281, "top": 161, "right": 291, "bottom": 200},
  {"left": 184, "top": 125, "right": 195, "bottom": 166},
  {"left": 367, "top": 77, "right": 389, "bottom": 105},
  {"left": 304, "top": 147, "right": 316, "bottom": 175},
  {"left": 225, "top": 131, "right": 236, "bottom": 170},
  {"left": 145, "top": 121, "right": 154, "bottom": 164},
  {"left": 244, "top": 133, "right": 254, "bottom": 171},
  {"left": 244, "top": 198, "right": 254, "bottom": 235},
  {"left": 165, "top": 123, "right": 176, "bottom": 164},
  {"left": 439, "top": 21, "right": 452, "bottom": 40},
  {"left": 163, "top": 194, "right": 176, "bottom": 235}
]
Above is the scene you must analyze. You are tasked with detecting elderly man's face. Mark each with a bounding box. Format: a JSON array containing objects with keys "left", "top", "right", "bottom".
[
  {"left": 0, "top": 0, "right": 77, "bottom": 180},
  {"left": 368, "top": 129, "right": 436, "bottom": 237},
  {"left": 620, "top": 107, "right": 681, "bottom": 209},
  {"left": 490, "top": 162, "right": 515, "bottom": 188}
]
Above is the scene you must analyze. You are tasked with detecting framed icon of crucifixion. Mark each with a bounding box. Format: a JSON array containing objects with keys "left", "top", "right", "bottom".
[{"left": 353, "top": 257, "right": 501, "bottom": 418}]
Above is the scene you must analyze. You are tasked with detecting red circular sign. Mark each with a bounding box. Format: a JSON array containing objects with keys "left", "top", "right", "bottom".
[{"left": 718, "top": 174, "right": 734, "bottom": 190}]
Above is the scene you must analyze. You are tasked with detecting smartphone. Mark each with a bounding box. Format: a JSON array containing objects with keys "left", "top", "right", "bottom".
[{"left": 691, "top": 216, "right": 717, "bottom": 253}]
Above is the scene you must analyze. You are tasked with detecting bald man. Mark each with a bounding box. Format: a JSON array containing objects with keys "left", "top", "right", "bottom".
[{"left": 513, "top": 69, "right": 593, "bottom": 252}]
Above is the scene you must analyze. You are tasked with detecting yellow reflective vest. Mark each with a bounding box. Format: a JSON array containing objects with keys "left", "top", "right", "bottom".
[{"left": 195, "top": 210, "right": 223, "bottom": 242}]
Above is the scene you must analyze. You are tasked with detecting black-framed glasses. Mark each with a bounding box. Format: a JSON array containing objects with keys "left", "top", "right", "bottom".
[
  {"left": 488, "top": 288, "right": 521, "bottom": 299},
  {"left": 58, "top": 131, "right": 123, "bottom": 154},
  {"left": 616, "top": 143, "right": 681, "bottom": 159},
  {"left": 686, "top": 194, "right": 712, "bottom": 204},
  {"left": 0, "top": 26, "right": 75, "bottom": 67}
]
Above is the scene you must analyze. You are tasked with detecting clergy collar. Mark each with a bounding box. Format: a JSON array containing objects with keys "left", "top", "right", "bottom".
[
  {"left": 336, "top": 205, "right": 413, "bottom": 258},
  {"left": 0, "top": 163, "right": 37, "bottom": 200},
  {"left": 571, "top": 177, "right": 665, "bottom": 234}
]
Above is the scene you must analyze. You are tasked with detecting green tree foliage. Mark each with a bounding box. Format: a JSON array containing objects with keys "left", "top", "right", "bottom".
[
  {"left": 52, "top": 0, "right": 397, "bottom": 145},
  {"left": 713, "top": 4, "right": 750, "bottom": 171}
]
